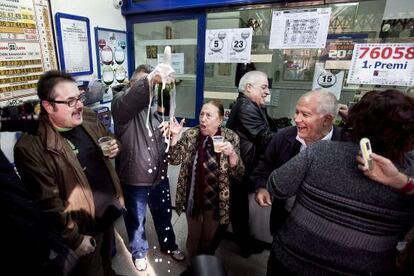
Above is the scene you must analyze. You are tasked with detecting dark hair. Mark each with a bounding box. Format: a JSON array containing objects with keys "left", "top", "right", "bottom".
[
  {"left": 348, "top": 90, "right": 414, "bottom": 164},
  {"left": 131, "top": 64, "right": 152, "bottom": 82},
  {"left": 37, "top": 70, "right": 75, "bottom": 101},
  {"left": 205, "top": 100, "right": 224, "bottom": 118}
]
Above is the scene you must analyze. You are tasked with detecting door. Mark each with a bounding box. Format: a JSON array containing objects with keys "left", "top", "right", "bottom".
[{"left": 127, "top": 12, "right": 206, "bottom": 126}]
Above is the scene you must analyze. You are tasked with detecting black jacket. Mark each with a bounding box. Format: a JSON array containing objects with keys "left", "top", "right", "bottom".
[
  {"left": 0, "top": 150, "right": 77, "bottom": 275},
  {"left": 250, "top": 125, "right": 343, "bottom": 235},
  {"left": 226, "top": 93, "right": 277, "bottom": 172}
]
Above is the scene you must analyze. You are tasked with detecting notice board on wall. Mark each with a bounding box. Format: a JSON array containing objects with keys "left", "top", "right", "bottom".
[
  {"left": 55, "top": 12, "right": 93, "bottom": 76},
  {"left": 0, "top": 0, "right": 58, "bottom": 105}
]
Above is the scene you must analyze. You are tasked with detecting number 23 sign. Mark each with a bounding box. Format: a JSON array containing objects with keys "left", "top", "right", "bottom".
[
  {"left": 347, "top": 43, "right": 414, "bottom": 86},
  {"left": 205, "top": 28, "right": 252, "bottom": 63}
]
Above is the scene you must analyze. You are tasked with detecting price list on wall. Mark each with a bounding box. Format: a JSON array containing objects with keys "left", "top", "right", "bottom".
[{"left": 0, "top": 0, "right": 57, "bottom": 103}]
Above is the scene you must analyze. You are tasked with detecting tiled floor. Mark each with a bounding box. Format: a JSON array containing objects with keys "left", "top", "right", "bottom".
[{"left": 112, "top": 211, "right": 269, "bottom": 276}]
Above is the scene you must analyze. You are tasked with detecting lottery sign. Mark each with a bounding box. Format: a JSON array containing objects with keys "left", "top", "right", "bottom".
[
  {"left": 321, "top": 34, "right": 368, "bottom": 69},
  {"left": 347, "top": 43, "right": 414, "bottom": 86},
  {"left": 317, "top": 71, "right": 336, "bottom": 88},
  {"left": 269, "top": 8, "right": 331, "bottom": 49},
  {"left": 205, "top": 28, "right": 252, "bottom": 63},
  {"left": 312, "top": 63, "right": 344, "bottom": 99},
  {"left": 0, "top": 0, "right": 57, "bottom": 103}
]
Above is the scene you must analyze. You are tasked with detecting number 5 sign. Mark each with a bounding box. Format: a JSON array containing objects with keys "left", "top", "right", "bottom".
[{"left": 347, "top": 43, "right": 414, "bottom": 86}]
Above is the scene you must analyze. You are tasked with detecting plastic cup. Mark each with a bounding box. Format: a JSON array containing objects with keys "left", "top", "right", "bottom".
[
  {"left": 212, "top": 135, "right": 224, "bottom": 153},
  {"left": 98, "top": 136, "right": 113, "bottom": 157}
]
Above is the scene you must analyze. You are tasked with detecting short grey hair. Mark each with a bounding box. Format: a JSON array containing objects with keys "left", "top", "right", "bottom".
[
  {"left": 238, "top": 71, "right": 268, "bottom": 93},
  {"left": 300, "top": 90, "right": 338, "bottom": 117}
]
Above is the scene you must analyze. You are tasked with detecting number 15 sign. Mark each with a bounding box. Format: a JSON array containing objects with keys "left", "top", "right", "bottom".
[{"left": 347, "top": 43, "right": 414, "bottom": 86}]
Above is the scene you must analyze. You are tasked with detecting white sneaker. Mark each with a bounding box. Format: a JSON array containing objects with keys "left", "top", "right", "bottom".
[{"left": 134, "top": 257, "right": 147, "bottom": 271}]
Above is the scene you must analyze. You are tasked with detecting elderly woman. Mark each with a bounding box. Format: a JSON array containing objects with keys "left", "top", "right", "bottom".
[
  {"left": 267, "top": 90, "right": 414, "bottom": 275},
  {"left": 168, "top": 100, "right": 244, "bottom": 258}
]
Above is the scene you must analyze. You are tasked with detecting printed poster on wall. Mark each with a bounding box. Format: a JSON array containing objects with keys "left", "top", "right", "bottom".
[
  {"left": 269, "top": 8, "right": 331, "bottom": 49},
  {"left": 312, "top": 63, "right": 344, "bottom": 99},
  {"left": 59, "top": 16, "right": 91, "bottom": 75},
  {"left": 95, "top": 28, "right": 128, "bottom": 88},
  {"left": 205, "top": 28, "right": 252, "bottom": 63},
  {"left": 319, "top": 34, "right": 369, "bottom": 70},
  {"left": 347, "top": 43, "right": 414, "bottom": 86},
  {"left": 0, "top": 0, "right": 57, "bottom": 103},
  {"left": 157, "top": 53, "right": 184, "bottom": 74}
]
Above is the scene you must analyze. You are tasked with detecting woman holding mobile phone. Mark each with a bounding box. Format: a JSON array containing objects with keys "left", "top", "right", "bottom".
[
  {"left": 358, "top": 152, "right": 414, "bottom": 194},
  {"left": 266, "top": 89, "right": 414, "bottom": 276},
  {"left": 358, "top": 151, "right": 414, "bottom": 274}
]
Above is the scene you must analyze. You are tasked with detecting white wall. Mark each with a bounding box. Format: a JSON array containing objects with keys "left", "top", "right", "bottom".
[{"left": 50, "top": 0, "right": 127, "bottom": 82}]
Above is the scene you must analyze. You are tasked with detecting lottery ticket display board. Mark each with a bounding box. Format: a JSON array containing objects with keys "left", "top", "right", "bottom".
[
  {"left": 269, "top": 8, "right": 331, "bottom": 49},
  {"left": 347, "top": 43, "right": 414, "bottom": 86},
  {"left": 0, "top": 0, "right": 57, "bottom": 104}
]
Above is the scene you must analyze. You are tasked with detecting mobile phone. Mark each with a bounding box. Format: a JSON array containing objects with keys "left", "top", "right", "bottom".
[{"left": 360, "top": 137, "right": 373, "bottom": 170}]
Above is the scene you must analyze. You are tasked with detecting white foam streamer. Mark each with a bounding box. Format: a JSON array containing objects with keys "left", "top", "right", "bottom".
[
  {"left": 145, "top": 80, "right": 154, "bottom": 137},
  {"left": 164, "top": 86, "right": 176, "bottom": 153},
  {"left": 146, "top": 46, "right": 176, "bottom": 150}
]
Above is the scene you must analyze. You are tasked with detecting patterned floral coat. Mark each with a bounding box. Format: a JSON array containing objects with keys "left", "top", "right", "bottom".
[{"left": 169, "top": 126, "right": 244, "bottom": 225}]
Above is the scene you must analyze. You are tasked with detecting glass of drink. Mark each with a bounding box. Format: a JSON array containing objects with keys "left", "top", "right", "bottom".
[
  {"left": 98, "top": 136, "right": 113, "bottom": 157},
  {"left": 212, "top": 135, "right": 224, "bottom": 153}
]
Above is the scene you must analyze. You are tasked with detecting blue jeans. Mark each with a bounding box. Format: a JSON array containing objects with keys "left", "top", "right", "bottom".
[{"left": 123, "top": 179, "right": 178, "bottom": 259}]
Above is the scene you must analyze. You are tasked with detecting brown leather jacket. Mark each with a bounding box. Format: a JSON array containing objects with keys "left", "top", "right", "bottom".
[{"left": 14, "top": 108, "right": 124, "bottom": 250}]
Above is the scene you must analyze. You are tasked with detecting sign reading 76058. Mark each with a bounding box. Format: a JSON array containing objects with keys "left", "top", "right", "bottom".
[{"left": 347, "top": 43, "right": 414, "bottom": 86}]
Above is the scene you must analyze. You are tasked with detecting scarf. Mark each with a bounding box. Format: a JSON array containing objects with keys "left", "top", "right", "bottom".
[{"left": 188, "top": 128, "right": 221, "bottom": 218}]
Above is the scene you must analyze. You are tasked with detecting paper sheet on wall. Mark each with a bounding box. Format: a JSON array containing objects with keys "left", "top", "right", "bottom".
[
  {"left": 60, "top": 18, "right": 90, "bottom": 74},
  {"left": 205, "top": 28, "right": 252, "bottom": 63},
  {"left": 157, "top": 53, "right": 184, "bottom": 74},
  {"left": 347, "top": 43, "right": 414, "bottom": 86},
  {"left": 312, "top": 63, "right": 344, "bottom": 99},
  {"left": 269, "top": 8, "right": 331, "bottom": 49}
]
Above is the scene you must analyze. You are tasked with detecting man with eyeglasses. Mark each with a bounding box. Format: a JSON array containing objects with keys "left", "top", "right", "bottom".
[
  {"left": 14, "top": 70, "right": 124, "bottom": 276},
  {"left": 226, "top": 70, "right": 278, "bottom": 257}
]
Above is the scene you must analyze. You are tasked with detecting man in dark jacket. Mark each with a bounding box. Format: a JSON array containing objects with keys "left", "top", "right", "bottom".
[
  {"left": 250, "top": 90, "right": 343, "bottom": 236},
  {"left": 226, "top": 70, "right": 277, "bottom": 257}
]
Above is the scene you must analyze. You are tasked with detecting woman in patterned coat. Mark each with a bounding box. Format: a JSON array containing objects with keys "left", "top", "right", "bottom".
[{"left": 167, "top": 100, "right": 244, "bottom": 258}]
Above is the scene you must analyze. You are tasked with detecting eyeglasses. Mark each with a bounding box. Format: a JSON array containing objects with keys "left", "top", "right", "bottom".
[{"left": 48, "top": 93, "right": 86, "bottom": 107}]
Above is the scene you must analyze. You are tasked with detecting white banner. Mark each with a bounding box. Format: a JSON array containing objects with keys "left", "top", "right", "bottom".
[
  {"left": 269, "top": 8, "right": 331, "bottom": 49},
  {"left": 312, "top": 63, "right": 344, "bottom": 99},
  {"left": 347, "top": 43, "right": 414, "bottom": 86},
  {"left": 205, "top": 28, "right": 252, "bottom": 63},
  {"left": 157, "top": 53, "right": 184, "bottom": 74}
]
